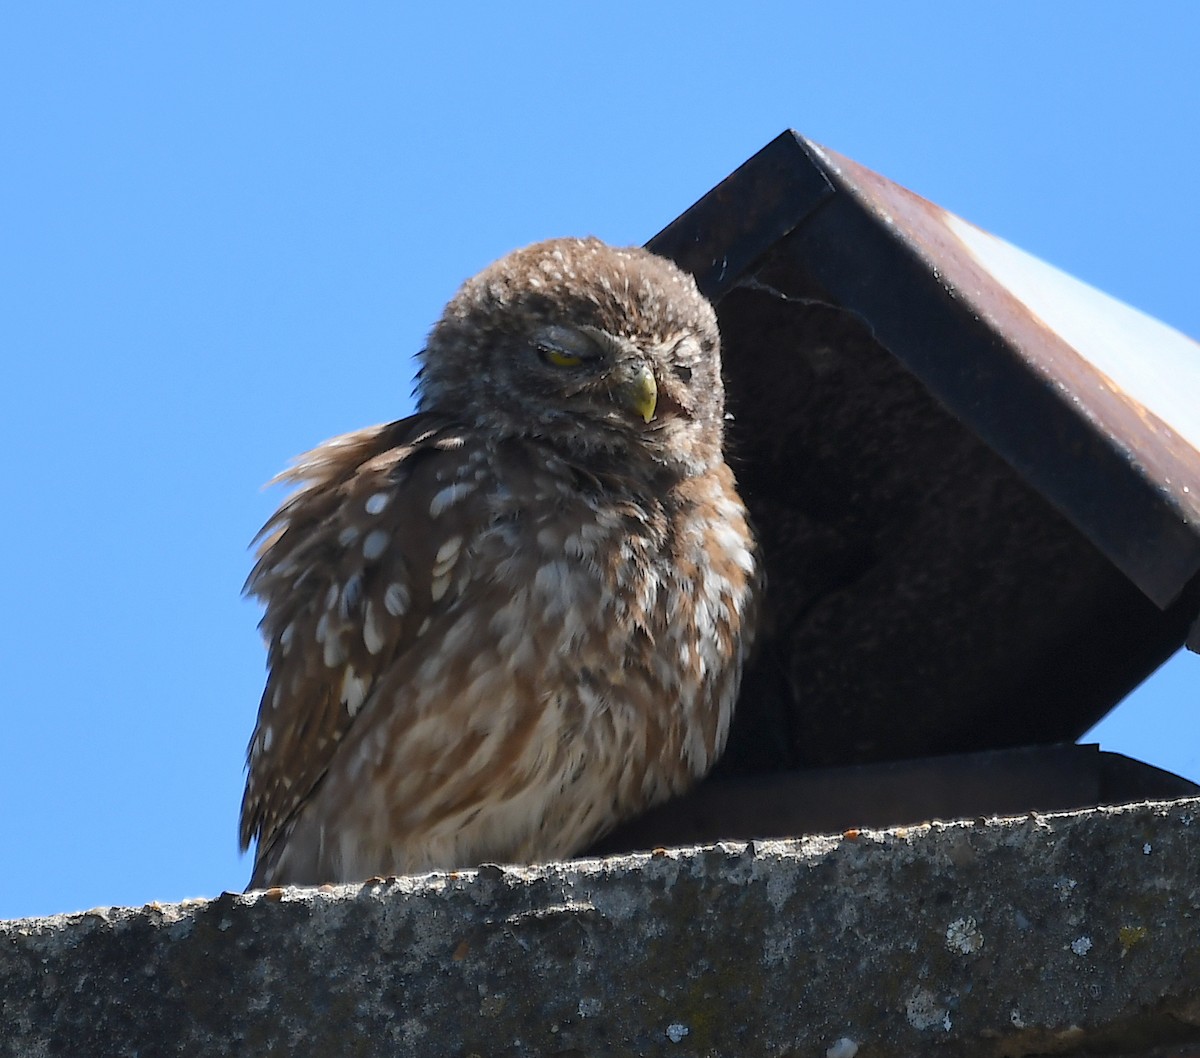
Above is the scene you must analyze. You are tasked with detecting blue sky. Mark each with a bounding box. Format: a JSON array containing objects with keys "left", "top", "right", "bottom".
[{"left": 2, "top": 4, "right": 1197, "bottom": 921}]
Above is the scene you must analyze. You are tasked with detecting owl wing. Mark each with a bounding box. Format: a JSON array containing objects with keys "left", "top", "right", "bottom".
[{"left": 239, "top": 413, "right": 490, "bottom": 875}]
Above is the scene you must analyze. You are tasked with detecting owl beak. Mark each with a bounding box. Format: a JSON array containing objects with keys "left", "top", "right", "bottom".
[{"left": 615, "top": 362, "right": 658, "bottom": 424}]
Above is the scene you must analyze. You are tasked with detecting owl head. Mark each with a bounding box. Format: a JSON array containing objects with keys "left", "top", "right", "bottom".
[{"left": 416, "top": 237, "right": 726, "bottom": 475}]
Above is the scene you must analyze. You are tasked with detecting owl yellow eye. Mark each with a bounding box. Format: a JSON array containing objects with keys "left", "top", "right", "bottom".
[{"left": 538, "top": 346, "right": 585, "bottom": 368}]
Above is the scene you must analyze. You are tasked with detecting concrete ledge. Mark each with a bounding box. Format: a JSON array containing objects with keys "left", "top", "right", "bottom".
[{"left": 3, "top": 799, "right": 1200, "bottom": 1057}]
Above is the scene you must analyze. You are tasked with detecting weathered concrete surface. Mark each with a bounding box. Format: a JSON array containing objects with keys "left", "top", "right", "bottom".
[{"left": 3, "top": 799, "right": 1199, "bottom": 1057}]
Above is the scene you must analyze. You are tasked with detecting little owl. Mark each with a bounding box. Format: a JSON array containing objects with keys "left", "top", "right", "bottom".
[{"left": 240, "top": 237, "right": 759, "bottom": 887}]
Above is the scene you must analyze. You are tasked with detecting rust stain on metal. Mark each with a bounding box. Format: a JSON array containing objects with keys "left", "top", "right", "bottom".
[{"left": 810, "top": 143, "right": 1200, "bottom": 528}]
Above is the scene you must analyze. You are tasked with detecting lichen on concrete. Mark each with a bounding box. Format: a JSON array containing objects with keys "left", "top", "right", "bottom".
[{"left": 3, "top": 798, "right": 1200, "bottom": 1057}]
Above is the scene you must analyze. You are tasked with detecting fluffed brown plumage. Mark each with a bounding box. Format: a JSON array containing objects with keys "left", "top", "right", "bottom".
[{"left": 240, "top": 237, "right": 759, "bottom": 887}]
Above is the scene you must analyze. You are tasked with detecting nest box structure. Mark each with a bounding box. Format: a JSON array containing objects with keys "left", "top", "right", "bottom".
[{"left": 596, "top": 131, "right": 1200, "bottom": 852}]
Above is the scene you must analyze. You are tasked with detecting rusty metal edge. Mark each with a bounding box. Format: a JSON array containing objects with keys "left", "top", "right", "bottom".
[
  {"left": 777, "top": 137, "right": 1200, "bottom": 609},
  {"left": 811, "top": 140, "right": 1200, "bottom": 519}
]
